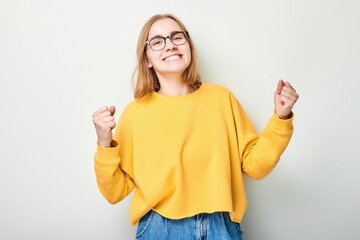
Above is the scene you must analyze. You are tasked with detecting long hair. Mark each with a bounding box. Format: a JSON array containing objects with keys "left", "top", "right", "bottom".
[{"left": 132, "top": 14, "right": 202, "bottom": 98}]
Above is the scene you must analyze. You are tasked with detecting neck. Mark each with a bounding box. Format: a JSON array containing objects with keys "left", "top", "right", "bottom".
[{"left": 157, "top": 75, "right": 193, "bottom": 96}]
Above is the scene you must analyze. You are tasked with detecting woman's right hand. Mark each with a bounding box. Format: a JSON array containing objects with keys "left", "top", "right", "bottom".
[{"left": 92, "top": 106, "right": 116, "bottom": 148}]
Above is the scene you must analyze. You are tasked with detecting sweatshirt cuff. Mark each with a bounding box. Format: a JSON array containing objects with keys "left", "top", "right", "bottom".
[
  {"left": 269, "top": 111, "right": 294, "bottom": 133},
  {"left": 96, "top": 140, "right": 120, "bottom": 159}
]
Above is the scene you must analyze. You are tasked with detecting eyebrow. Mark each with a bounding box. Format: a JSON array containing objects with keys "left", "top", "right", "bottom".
[{"left": 148, "top": 31, "right": 183, "bottom": 41}]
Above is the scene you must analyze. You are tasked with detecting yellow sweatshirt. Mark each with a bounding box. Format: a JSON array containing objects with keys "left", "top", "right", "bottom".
[{"left": 94, "top": 82, "right": 294, "bottom": 226}]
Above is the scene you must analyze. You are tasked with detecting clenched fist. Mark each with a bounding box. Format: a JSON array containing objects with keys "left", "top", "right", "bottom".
[
  {"left": 92, "top": 106, "right": 116, "bottom": 147},
  {"left": 274, "top": 80, "right": 299, "bottom": 119}
]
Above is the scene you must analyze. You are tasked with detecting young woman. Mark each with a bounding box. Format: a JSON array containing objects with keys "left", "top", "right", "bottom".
[{"left": 92, "top": 14, "right": 299, "bottom": 240}]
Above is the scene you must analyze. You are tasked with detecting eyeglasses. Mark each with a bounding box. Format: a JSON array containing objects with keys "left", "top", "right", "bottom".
[{"left": 145, "top": 31, "right": 189, "bottom": 51}]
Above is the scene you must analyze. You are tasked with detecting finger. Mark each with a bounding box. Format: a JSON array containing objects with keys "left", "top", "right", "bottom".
[
  {"left": 108, "top": 120, "right": 116, "bottom": 129},
  {"left": 280, "top": 87, "right": 298, "bottom": 98},
  {"left": 102, "top": 121, "right": 116, "bottom": 131},
  {"left": 109, "top": 106, "right": 116, "bottom": 116},
  {"left": 275, "top": 80, "right": 285, "bottom": 95},
  {"left": 280, "top": 94, "right": 297, "bottom": 108},
  {"left": 282, "top": 89, "right": 299, "bottom": 103},
  {"left": 280, "top": 91, "right": 298, "bottom": 102},
  {"left": 283, "top": 81, "right": 297, "bottom": 93},
  {"left": 94, "top": 110, "right": 112, "bottom": 120},
  {"left": 92, "top": 106, "right": 108, "bottom": 118},
  {"left": 95, "top": 118, "right": 116, "bottom": 131},
  {"left": 93, "top": 111, "right": 113, "bottom": 125},
  {"left": 101, "top": 115, "right": 115, "bottom": 123}
]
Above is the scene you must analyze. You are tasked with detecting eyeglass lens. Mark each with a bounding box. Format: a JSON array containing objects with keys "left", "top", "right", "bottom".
[{"left": 149, "top": 32, "right": 187, "bottom": 51}]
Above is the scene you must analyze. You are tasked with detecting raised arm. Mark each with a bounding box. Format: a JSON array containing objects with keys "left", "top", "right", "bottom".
[
  {"left": 92, "top": 106, "right": 135, "bottom": 204},
  {"left": 232, "top": 80, "right": 299, "bottom": 179}
]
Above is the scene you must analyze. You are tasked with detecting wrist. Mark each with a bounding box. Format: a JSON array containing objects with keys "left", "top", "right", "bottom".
[
  {"left": 98, "top": 140, "right": 111, "bottom": 148},
  {"left": 276, "top": 111, "right": 293, "bottom": 120}
]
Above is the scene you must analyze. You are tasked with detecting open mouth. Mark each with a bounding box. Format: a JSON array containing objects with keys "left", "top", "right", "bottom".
[{"left": 163, "top": 54, "right": 182, "bottom": 62}]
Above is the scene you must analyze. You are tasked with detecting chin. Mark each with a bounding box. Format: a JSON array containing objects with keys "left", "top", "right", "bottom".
[{"left": 156, "top": 64, "right": 190, "bottom": 75}]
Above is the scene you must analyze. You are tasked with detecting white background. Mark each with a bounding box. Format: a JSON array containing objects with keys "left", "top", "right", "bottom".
[{"left": 1, "top": 0, "right": 359, "bottom": 239}]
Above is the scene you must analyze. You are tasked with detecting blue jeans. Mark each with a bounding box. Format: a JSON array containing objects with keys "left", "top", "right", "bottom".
[{"left": 135, "top": 210, "right": 243, "bottom": 240}]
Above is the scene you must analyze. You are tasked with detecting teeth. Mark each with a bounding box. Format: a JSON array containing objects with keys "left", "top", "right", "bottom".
[{"left": 164, "top": 55, "right": 181, "bottom": 62}]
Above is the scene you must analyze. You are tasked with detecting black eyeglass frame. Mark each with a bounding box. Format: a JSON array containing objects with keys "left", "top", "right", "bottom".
[{"left": 145, "top": 31, "right": 190, "bottom": 51}]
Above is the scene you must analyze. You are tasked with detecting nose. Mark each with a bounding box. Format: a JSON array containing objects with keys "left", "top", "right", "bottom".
[{"left": 164, "top": 36, "right": 176, "bottom": 51}]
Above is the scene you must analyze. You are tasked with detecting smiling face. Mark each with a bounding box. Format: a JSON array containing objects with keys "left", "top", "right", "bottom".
[{"left": 146, "top": 18, "right": 191, "bottom": 81}]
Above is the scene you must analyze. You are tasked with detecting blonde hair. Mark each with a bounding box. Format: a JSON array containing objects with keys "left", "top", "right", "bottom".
[{"left": 132, "top": 14, "right": 202, "bottom": 98}]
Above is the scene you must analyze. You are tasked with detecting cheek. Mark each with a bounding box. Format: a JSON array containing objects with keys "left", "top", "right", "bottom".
[
  {"left": 185, "top": 49, "right": 192, "bottom": 66},
  {"left": 184, "top": 45, "right": 192, "bottom": 62},
  {"left": 146, "top": 51, "right": 157, "bottom": 68},
  {"left": 147, "top": 50, "right": 161, "bottom": 62}
]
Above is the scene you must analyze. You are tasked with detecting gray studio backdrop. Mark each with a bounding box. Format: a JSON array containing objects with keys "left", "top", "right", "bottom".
[{"left": 1, "top": 0, "right": 359, "bottom": 239}]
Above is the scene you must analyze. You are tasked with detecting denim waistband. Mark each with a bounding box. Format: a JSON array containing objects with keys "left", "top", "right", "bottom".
[{"left": 135, "top": 210, "right": 243, "bottom": 240}]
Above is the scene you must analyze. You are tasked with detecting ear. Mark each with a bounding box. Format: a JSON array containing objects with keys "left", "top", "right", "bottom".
[{"left": 147, "top": 59, "right": 152, "bottom": 68}]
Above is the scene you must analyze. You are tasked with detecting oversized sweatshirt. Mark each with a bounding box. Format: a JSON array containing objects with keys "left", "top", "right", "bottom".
[{"left": 94, "top": 82, "right": 294, "bottom": 226}]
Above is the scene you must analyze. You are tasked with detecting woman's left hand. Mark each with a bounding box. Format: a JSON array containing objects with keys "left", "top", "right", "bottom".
[{"left": 274, "top": 80, "right": 299, "bottom": 119}]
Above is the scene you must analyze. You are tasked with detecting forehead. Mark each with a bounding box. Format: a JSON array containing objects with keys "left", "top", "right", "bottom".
[{"left": 148, "top": 18, "right": 183, "bottom": 38}]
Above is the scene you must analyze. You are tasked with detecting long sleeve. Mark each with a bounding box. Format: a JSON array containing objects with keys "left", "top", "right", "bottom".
[
  {"left": 229, "top": 93, "right": 294, "bottom": 180},
  {"left": 94, "top": 111, "right": 135, "bottom": 204},
  {"left": 93, "top": 83, "right": 295, "bottom": 225}
]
